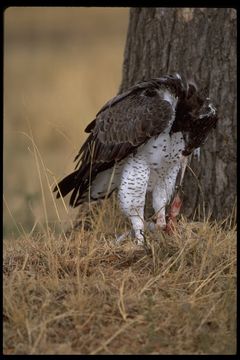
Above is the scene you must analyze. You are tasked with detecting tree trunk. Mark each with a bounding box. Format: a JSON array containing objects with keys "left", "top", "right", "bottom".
[{"left": 119, "top": 8, "right": 236, "bottom": 221}]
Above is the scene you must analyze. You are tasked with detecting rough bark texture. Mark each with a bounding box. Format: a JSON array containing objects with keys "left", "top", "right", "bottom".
[{"left": 119, "top": 8, "right": 236, "bottom": 221}]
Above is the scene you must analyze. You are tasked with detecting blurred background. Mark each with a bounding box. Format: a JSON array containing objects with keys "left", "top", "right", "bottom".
[{"left": 4, "top": 7, "right": 129, "bottom": 237}]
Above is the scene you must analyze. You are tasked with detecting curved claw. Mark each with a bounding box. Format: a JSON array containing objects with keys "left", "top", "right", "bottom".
[
  {"left": 115, "top": 230, "right": 144, "bottom": 245},
  {"left": 115, "top": 231, "right": 131, "bottom": 243}
]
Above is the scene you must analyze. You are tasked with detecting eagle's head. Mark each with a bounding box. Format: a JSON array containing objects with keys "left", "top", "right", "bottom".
[
  {"left": 186, "top": 83, "right": 217, "bottom": 120},
  {"left": 182, "top": 83, "right": 218, "bottom": 155},
  {"left": 171, "top": 77, "right": 218, "bottom": 155}
]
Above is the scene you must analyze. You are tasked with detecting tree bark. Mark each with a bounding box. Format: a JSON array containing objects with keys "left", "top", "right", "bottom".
[{"left": 119, "top": 8, "right": 236, "bottom": 221}]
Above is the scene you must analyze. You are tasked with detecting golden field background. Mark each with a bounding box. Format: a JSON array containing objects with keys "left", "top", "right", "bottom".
[{"left": 4, "top": 7, "right": 129, "bottom": 236}]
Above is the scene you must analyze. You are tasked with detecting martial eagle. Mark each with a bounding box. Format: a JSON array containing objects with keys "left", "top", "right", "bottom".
[{"left": 54, "top": 74, "right": 218, "bottom": 244}]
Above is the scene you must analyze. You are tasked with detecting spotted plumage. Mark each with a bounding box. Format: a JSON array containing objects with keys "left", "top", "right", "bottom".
[{"left": 54, "top": 73, "right": 218, "bottom": 244}]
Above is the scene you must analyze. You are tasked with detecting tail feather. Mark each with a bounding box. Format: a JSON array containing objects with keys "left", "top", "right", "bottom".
[
  {"left": 54, "top": 158, "right": 118, "bottom": 207},
  {"left": 54, "top": 170, "right": 79, "bottom": 199},
  {"left": 54, "top": 165, "right": 98, "bottom": 207}
]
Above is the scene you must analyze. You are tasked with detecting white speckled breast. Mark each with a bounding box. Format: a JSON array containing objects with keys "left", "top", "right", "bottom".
[{"left": 138, "top": 131, "right": 185, "bottom": 191}]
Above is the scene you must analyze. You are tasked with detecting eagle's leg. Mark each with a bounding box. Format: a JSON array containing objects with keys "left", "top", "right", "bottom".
[
  {"left": 130, "top": 213, "right": 145, "bottom": 244},
  {"left": 155, "top": 209, "right": 167, "bottom": 229},
  {"left": 152, "top": 186, "right": 167, "bottom": 230},
  {"left": 152, "top": 177, "right": 176, "bottom": 231},
  {"left": 115, "top": 215, "right": 145, "bottom": 244},
  {"left": 165, "top": 155, "right": 188, "bottom": 234},
  {"left": 118, "top": 156, "right": 150, "bottom": 245}
]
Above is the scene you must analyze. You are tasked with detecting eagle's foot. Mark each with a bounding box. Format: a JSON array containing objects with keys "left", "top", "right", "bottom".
[
  {"left": 155, "top": 213, "right": 167, "bottom": 232},
  {"left": 146, "top": 221, "right": 156, "bottom": 232},
  {"left": 115, "top": 230, "right": 144, "bottom": 246},
  {"left": 134, "top": 229, "right": 145, "bottom": 246},
  {"left": 115, "top": 231, "right": 132, "bottom": 243},
  {"left": 146, "top": 219, "right": 168, "bottom": 237}
]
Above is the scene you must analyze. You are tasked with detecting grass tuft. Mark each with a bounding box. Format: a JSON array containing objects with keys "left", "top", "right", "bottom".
[{"left": 3, "top": 201, "right": 236, "bottom": 354}]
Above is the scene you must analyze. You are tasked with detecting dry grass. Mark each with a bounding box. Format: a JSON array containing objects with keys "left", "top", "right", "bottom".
[{"left": 3, "top": 198, "right": 236, "bottom": 354}]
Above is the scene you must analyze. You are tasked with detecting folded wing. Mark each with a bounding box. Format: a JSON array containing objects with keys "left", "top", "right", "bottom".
[{"left": 54, "top": 80, "right": 176, "bottom": 207}]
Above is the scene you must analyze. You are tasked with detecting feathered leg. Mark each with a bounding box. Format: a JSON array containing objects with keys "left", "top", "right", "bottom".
[
  {"left": 152, "top": 184, "right": 168, "bottom": 230},
  {"left": 118, "top": 155, "right": 150, "bottom": 245},
  {"left": 152, "top": 164, "right": 180, "bottom": 232},
  {"left": 165, "top": 155, "right": 188, "bottom": 234}
]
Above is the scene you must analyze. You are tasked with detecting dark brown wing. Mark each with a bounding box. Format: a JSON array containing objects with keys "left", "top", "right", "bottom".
[{"left": 54, "top": 81, "right": 176, "bottom": 207}]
